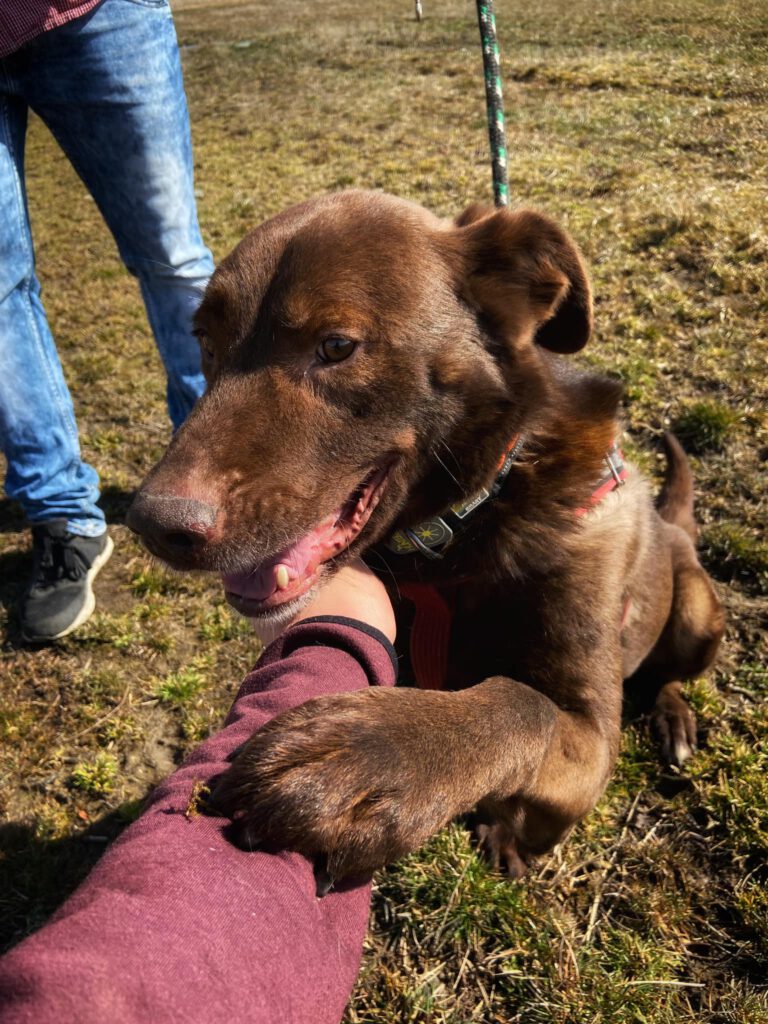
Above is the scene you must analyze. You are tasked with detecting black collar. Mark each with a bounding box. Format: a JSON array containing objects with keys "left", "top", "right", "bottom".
[
  {"left": 385, "top": 437, "right": 628, "bottom": 561},
  {"left": 385, "top": 434, "right": 524, "bottom": 561}
]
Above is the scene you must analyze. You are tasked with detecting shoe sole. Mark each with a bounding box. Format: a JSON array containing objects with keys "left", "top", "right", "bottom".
[{"left": 22, "top": 534, "right": 115, "bottom": 642}]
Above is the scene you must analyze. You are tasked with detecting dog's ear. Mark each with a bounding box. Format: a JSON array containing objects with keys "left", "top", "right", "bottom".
[
  {"left": 451, "top": 206, "right": 592, "bottom": 354},
  {"left": 453, "top": 202, "right": 493, "bottom": 228}
]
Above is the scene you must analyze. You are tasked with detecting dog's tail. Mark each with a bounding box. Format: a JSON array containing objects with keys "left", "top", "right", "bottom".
[{"left": 656, "top": 432, "right": 697, "bottom": 542}]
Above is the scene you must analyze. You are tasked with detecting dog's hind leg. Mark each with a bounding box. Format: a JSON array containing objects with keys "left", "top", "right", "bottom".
[
  {"left": 475, "top": 808, "right": 530, "bottom": 878},
  {"left": 475, "top": 795, "right": 578, "bottom": 879},
  {"left": 633, "top": 524, "right": 725, "bottom": 766},
  {"left": 652, "top": 681, "right": 699, "bottom": 767}
]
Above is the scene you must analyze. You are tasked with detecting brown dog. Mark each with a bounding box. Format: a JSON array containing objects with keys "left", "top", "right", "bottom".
[{"left": 127, "top": 191, "right": 724, "bottom": 881}]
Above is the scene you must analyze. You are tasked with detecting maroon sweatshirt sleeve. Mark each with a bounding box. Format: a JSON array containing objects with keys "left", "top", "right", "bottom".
[{"left": 0, "top": 618, "right": 397, "bottom": 1024}]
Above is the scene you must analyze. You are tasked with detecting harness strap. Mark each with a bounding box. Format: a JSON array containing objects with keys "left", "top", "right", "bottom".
[
  {"left": 399, "top": 582, "right": 453, "bottom": 691},
  {"left": 404, "top": 442, "right": 630, "bottom": 690}
]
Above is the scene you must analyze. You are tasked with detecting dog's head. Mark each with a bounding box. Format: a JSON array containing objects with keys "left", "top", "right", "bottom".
[{"left": 127, "top": 190, "right": 592, "bottom": 621}]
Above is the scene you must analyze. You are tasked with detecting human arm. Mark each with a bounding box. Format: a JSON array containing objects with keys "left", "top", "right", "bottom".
[{"left": 0, "top": 565, "right": 397, "bottom": 1024}]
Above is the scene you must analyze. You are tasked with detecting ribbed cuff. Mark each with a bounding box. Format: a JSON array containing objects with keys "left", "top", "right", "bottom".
[{"left": 257, "top": 617, "right": 399, "bottom": 686}]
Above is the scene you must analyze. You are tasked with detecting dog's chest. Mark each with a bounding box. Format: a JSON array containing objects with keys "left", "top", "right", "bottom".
[{"left": 396, "top": 582, "right": 536, "bottom": 690}]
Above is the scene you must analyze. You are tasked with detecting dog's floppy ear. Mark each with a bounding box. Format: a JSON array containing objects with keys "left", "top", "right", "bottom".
[
  {"left": 453, "top": 202, "right": 491, "bottom": 228},
  {"left": 452, "top": 205, "right": 592, "bottom": 354}
]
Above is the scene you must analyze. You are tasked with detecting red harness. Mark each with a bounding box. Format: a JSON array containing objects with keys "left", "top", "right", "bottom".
[{"left": 399, "top": 444, "right": 629, "bottom": 691}]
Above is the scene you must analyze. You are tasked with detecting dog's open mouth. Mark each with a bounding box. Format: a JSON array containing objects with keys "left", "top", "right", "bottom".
[{"left": 221, "top": 463, "right": 392, "bottom": 616}]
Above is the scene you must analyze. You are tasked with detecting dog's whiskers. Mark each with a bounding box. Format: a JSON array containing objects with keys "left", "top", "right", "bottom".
[{"left": 432, "top": 442, "right": 463, "bottom": 490}]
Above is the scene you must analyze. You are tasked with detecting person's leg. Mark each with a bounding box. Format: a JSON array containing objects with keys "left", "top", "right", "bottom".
[
  {"left": 14, "top": 0, "right": 214, "bottom": 430},
  {"left": 0, "top": 73, "right": 105, "bottom": 536},
  {"left": 0, "top": 69, "right": 112, "bottom": 640}
]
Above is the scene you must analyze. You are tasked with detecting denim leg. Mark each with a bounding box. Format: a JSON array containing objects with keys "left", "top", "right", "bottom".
[
  {"left": 13, "top": 0, "right": 214, "bottom": 431},
  {"left": 0, "top": 79, "right": 104, "bottom": 536}
]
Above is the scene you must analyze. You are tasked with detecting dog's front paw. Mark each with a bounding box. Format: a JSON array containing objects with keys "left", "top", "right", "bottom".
[{"left": 212, "top": 688, "right": 463, "bottom": 878}]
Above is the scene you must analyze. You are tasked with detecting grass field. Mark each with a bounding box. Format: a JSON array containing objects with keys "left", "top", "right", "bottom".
[{"left": 1, "top": 0, "right": 767, "bottom": 1020}]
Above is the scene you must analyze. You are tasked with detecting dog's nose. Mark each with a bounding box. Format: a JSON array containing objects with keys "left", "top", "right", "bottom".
[{"left": 126, "top": 492, "right": 219, "bottom": 553}]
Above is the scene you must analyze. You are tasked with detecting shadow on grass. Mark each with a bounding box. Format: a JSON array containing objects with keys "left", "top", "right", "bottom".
[
  {"left": 0, "top": 499, "right": 25, "bottom": 534},
  {"left": 0, "top": 807, "right": 138, "bottom": 954},
  {"left": 0, "top": 546, "right": 28, "bottom": 645},
  {"left": 99, "top": 486, "right": 136, "bottom": 526}
]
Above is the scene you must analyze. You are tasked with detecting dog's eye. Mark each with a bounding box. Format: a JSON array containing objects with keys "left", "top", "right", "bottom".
[{"left": 317, "top": 336, "right": 356, "bottom": 364}]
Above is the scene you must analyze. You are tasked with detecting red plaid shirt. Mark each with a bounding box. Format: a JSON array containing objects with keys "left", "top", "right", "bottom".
[{"left": 0, "top": 0, "right": 102, "bottom": 58}]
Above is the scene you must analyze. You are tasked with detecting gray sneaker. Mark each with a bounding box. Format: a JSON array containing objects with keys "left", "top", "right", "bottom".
[{"left": 20, "top": 521, "right": 114, "bottom": 642}]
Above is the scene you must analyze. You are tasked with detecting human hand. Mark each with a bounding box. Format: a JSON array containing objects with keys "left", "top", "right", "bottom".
[{"left": 252, "top": 559, "right": 395, "bottom": 647}]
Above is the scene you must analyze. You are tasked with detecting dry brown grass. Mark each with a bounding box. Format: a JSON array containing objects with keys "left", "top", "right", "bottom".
[{"left": 1, "top": 0, "right": 767, "bottom": 1020}]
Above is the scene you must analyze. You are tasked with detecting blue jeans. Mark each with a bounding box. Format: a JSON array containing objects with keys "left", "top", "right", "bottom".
[{"left": 0, "top": 0, "right": 213, "bottom": 536}]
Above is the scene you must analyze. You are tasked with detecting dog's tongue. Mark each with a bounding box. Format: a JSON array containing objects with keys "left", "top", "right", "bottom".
[
  {"left": 221, "top": 464, "right": 391, "bottom": 607},
  {"left": 222, "top": 513, "right": 339, "bottom": 601}
]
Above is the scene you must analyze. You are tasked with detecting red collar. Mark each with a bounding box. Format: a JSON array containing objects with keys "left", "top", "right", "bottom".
[{"left": 575, "top": 442, "right": 628, "bottom": 515}]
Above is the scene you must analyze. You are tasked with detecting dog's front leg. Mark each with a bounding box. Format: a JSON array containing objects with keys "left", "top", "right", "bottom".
[{"left": 213, "top": 674, "right": 620, "bottom": 880}]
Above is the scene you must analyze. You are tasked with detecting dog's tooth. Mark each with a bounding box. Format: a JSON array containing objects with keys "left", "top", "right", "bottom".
[{"left": 275, "top": 564, "right": 290, "bottom": 590}]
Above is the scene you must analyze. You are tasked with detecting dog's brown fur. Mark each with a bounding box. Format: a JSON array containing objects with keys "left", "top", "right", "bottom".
[{"left": 127, "top": 191, "right": 724, "bottom": 879}]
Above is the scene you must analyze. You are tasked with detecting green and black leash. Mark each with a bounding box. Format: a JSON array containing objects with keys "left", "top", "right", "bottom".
[
  {"left": 475, "top": 0, "right": 509, "bottom": 207},
  {"left": 412, "top": 1, "right": 508, "bottom": 206}
]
